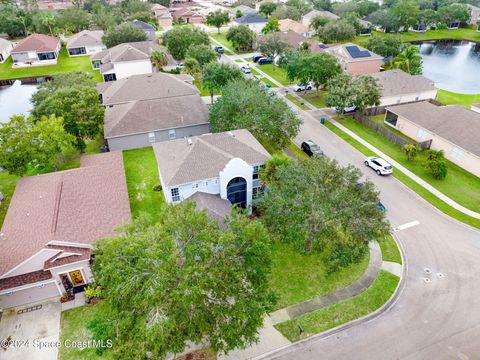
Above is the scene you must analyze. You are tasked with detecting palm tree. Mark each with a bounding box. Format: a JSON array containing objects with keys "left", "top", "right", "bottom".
[
  {"left": 392, "top": 45, "right": 423, "bottom": 75},
  {"left": 40, "top": 13, "right": 56, "bottom": 35},
  {"left": 150, "top": 51, "right": 168, "bottom": 71}
]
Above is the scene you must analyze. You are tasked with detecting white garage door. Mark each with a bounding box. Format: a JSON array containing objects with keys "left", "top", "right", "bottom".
[{"left": 0, "top": 282, "right": 59, "bottom": 310}]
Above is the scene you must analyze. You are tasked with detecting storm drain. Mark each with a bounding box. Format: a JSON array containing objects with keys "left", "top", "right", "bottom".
[{"left": 17, "top": 304, "right": 42, "bottom": 315}]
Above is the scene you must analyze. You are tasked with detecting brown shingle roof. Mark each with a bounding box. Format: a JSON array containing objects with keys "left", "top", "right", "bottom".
[
  {"left": 11, "top": 34, "right": 60, "bottom": 53},
  {"left": 0, "top": 270, "right": 52, "bottom": 291},
  {"left": 0, "top": 152, "right": 131, "bottom": 277},
  {"left": 278, "top": 19, "right": 309, "bottom": 34},
  {"left": 370, "top": 70, "right": 436, "bottom": 97},
  {"left": 387, "top": 101, "right": 480, "bottom": 157},
  {"left": 153, "top": 130, "right": 270, "bottom": 187}
]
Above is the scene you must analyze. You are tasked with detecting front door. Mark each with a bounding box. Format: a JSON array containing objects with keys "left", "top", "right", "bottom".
[{"left": 68, "top": 270, "right": 85, "bottom": 286}]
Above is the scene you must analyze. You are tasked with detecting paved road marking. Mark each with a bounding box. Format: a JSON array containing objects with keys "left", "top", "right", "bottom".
[{"left": 393, "top": 220, "right": 420, "bottom": 232}]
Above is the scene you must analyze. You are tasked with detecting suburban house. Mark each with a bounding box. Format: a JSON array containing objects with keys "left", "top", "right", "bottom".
[
  {"left": 385, "top": 101, "right": 480, "bottom": 177},
  {"left": 0, "top": 152, "right": 131, "bottom": 309},
  {"left": 171, "top": 7, "right": 205, "bottom": 24},
  {"left": 131, "top": 19, "right": 156, "bottom": 42},
  {"left": 228, "top": 4, "right": 257, "bottom": 17},
  {"left": 91, "top": 41, "right": 159, "bottom": 82},
  {"left": 466, "top": 4, "right": 480, "bottom": 25},
  {"left": 370, "top": 70, "right": 437, "bottom": 107},
  {"left": 323, "top": 43, "right": 383, "bottom": 75},
  {"left": 153, "top": 130, "right": 270, "bottom": 213},
  {"left": 151, "top": 4, "right": 173, "bottom": 28},
  {"left": 10, "top": 34, "right": 61, "bottom": 67},
  {"left": 0, "top": 38, "right": 13, "bottom": 63},
  {"left": 257, "top": 31, "right": 324, "bottom": 53},
  {"left": 66, "top": 30, "right": 106, "bottom": 56},
  {"left": 302, "top": 10, "right": 339, "bottom": 28},
  {"left": 234, "top": 13, "right": 268, "bottom": 32},
  {"left": 278, "top": 19, "right": 310, "bottom": 37},
  {"left": 97, "top": 72, "right": 210, "bottom": 150}
]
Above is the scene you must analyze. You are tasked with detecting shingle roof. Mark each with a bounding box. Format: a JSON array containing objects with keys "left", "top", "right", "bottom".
[
  {"left": 96, "top": 72, "right": 199, "bottom": 106},
  {"left": 91, "top": 41, "right": 158, "bottom": 63},
  {"left": 11, "top": 34, "right": 60, "bottom": 53},
  {"left": 235, "top": 13, "right": 268, "bottom": 24},
  {"left": 278, "top": 19, "right": 309, "bottom": 33},
  {"left": 370, "top": 70, "right": 436, "bottom": 97},
  {"left": 230, "top": 5, "right": 257, "bottom": 15},
  {"left": 0, "top": 151, "right": 131, "bottom": 277},
  {"left": 132, "top": 19, "right": 156, "bottom": 31},
  {"left": 153, "top": 130, "right": 270, "bottom": 187},
  {"left": 303, "top": 10, "right": 339, "bottom": 23},
  {"left": 190, "top": 192, "right": 232, "bottom": 221},
  {"left": 387, "top": 101, "right": 480, "bottom": 157},
  {"left": 324, "top": 43, "right": 383, "bottom": 62},
  {"left": 66, "top": 30, "right": 104, "bottom": 49},
  {"left": 258, "top": 31, "right": 323, "bottom": 53}
]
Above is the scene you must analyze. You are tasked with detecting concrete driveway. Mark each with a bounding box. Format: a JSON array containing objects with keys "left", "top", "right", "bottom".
[{"left": 0, "top": 300, "right": 61, "bottom": 360}]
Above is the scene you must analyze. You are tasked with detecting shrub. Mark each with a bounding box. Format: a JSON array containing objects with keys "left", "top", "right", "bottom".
[
  {"left": 403, "top": 144, "right": 419, "bottom": 161},
  {"left": 425, "top": 159, "right": 448, "bottom": 179}
]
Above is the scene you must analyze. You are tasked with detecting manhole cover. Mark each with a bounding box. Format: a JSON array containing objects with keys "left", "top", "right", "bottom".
[
  {"left": 437, "top": 273, "right": 445, "bottom": 278},
  {"left": 424, "top": 268, "right": 432, "bottom": 274},
  {"left": 423, "top": 278, "right": 431, "bottom": 283}
]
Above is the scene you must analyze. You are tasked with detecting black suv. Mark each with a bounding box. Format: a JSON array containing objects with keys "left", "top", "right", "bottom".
[
  {"left": 252, "top": 55, "right": 263, "bottom": 62},
  {"left": 214, "top": 46, "right": 224, "bottom": 54},
  {"left": 301, "top": 140, "right": 324, "bottom": 157},
  {"left": 258, "top": 57, "right": 273, "bottom": 65}
]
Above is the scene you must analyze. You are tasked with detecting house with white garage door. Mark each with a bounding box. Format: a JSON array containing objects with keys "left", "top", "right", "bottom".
[
  {"left": 0, "top": 152, "right": 131, "bottom": 310},
  {"left": 153, "top": 130, "right": 270, "bottom": 213}
]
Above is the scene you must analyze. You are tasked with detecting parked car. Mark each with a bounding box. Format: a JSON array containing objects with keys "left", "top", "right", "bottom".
[
  {"left": 252, "top": 55, "right": 263, "bottom": 62},
  {"left": 176, "top": 62, "right": 184, "bottom": 69},
  {"left": 336, "top": 105, "right": 357, "bottom": 113},
  {"left": 301, "top": 140, "right": 324, "bottom": 157},
  {"left": 292, "top": 81, "right": 313, "bottom": 92},
  {"left": 258, "top": 57, "right": 273, "bottom": 65},
  {"left": 364, "top": 157, "right": 393, "bottom": 175},
  {"left": 214, "top": 46, "right": 224, "bottom": 54},
  {"left": 241, "top": 65, "right": 251, "bottom": 74}
]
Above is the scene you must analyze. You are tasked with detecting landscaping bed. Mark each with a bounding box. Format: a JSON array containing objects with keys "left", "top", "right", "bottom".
[
  {"left": 0, "top": 48, "right": 102, "bottom": 82},
  {"left": 123, "top": 147, "right": 165, "bottom": 219}
]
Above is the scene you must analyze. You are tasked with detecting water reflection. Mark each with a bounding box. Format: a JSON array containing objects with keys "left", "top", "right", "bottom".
[
  {"left": 0, "top": 80, "right": 38, "bottom": 123},
  {"left": 418, "top": 40, "right": 480, "bottom": 94}
]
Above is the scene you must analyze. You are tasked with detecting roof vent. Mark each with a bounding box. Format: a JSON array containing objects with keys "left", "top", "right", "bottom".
[
  {"left": 187, "top": 138, "right": 193, "bottom": 145},
  {"left": 228, "top": 131, "right": 235, "bottom": 137}
]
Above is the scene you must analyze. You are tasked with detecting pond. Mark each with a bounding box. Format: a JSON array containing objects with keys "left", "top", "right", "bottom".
[
  {"left": 0, "top": 80, "right": 38, "bottom": 123},
  {"left": 418, "top": 40, "right": 480, "bottom": 94}
]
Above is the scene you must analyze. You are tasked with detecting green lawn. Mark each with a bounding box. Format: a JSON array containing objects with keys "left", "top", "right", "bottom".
[
  {"left": 268, "top": 242, "right": 369, "bottom": 310},
  {"left": 353, "top": 28, "right": 480, "bottom": 47},
  {"left": 255, "top": 64, "right": 293, "bottom": 86},
  {"left": 260, "top": 77, "right": 278, "bottom": 88},
  {"left": 285, "top": 94, "right": 309, "bottom": 109},
  {"left": 59, "top": 302, "right": 114, "bottom": 360},
  {"left": 193, "top": 79, "right": 219, "bottom": 97},
  {"left": 0, "top": 48, "right": 102, "bottom": 82},
  {"left": 299, "top": 90, "right": 328, "bottom": 108},
  {"left": 324, "top": 120, "right": 480, "bottom": 229},
  {"left": 234, "top": 59, "right": 243, "bottom": 63},
  {"left": 437, "top": 89, "right": 480, "bottom": 108},
  {"left": 123, "top": 147, "right": 165, "bottom": 219},
  {"left": 379, "top": 234, "right": 402, "bottom": 264},
  {"left": 275, "top": 270, "right": 399, "bottom": 341},
  {"left": 0, "top": 172, "right": 19, "bottom": 228},
  {"left": 335, "top": 116, "right": 480, "bottom": 213},
  {"left": 209, "top": 33, "right": 237, "bottom": 55}
]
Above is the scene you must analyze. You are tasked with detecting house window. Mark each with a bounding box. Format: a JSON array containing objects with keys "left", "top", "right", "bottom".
[
  {"left": 417, "top": 128, "right": 427, "bottom": 139},
  {"left": 38, "top": 52, "right": 56, "bottom": 60},
  {"left": 451, "top": 147, "right": 464, "bottom": 159},
  {"left": 68, "top": 47, "right": 86, "bottom": 56},
  {"left": 169, "top": 129, "right": 176, "bottom": 140},
  {"left": 0, "top": 54, "right": 3, "bottom": 62},
  {"left": 148, "top": 132, "right": 155, "bottom": 143},
  {"left": 171, "top": 188, "right": 180, "bottom": 202},
  {"left": 104, "top": 73, "right": 117, "bottom": 82},
  {"left": 92, "top": 60, "right": 101, "bottom": 69}
]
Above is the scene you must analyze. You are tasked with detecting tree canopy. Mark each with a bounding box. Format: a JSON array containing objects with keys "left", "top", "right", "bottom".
[
  {"left": 391, "top": 45, "right": 423, "bottom": 75},
  {"left": 185, "top": 44, "right": 218, "bottom": 66},
  {"left": 206, "top": 10, "right": 230, "bottom": 33},
  {"left": 163, "top": 25, "right": 210, "bottom": 60},
  {"left": 261, "top": 18, "right": 280, "bottom": 34},
  {"left": 102, "top": 22, "right": 147, "bottom": 48},
  {"left": 202, "top": 62, "right": 243, "bottom": 103},
  {"left": 257, "top": 32, "right": 291, "bottom": 61},
  {"left": 226, "top": 25, "right": 256, "bottom": 51},
  {"left": 209, "top": 78, "right": 301, "bottom": 149},
  {"left": 365, "top": 35, "right": 403, "bottom": 58},
  {"left": 91, "top": 203, "right": 275, "bottom": 358}
]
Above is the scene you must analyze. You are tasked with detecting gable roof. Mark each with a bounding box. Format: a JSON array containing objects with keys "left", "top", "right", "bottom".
[
  {"left": 0, "top": 152, "right": 131, "bottom": 277},
  {"left": 235, "top": 13, "right": 268, "bottom": 24},
  {"left": 230, "top": 5, "right": 257, "bottom": 15},
  {"left": 96, "top": 72, "right": 198, "bottom": 105},
  {"left": 324, "top": 43, "right": 383, "bottom": 62},
  {"left": 370, "top": 70, "right": 436, "bottom": 97},
  {"left": 91, "top": 41, "right": 159, "bottom": 63},
  {"left": 132, "top": 19, "right": 156, "bottom": 31},
  {"left": 258, "top": 31, "right": 324, "bottom": 53},
  {"left": 190, "top": 192, "right": 232, "bottom": 221},
  {"left": 172, "top": 7, "right": 204, "bottom": 19},
  {"left": 278, "top": 19, "right": 309, "bottom": 33},
  {"left": 153, "top": 130, "right": 270, "bottom": 187},
  {"left": 66, "top": 30, "right": 104, "bottom": 49},
  {"left": 303, "top": 10, "right": 339, "bottom": 23},
  {"left": 11, "top": 34, "right": 60, "bottom": 53},
  {"left": 387, "top": 101, "right": 480, "bottom": 157}
]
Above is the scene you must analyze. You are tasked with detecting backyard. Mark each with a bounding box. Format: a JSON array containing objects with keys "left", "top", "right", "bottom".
[
  {"left": 437, "top": 89, "right": 480, "bottom": 108},
  {"left": 122, "top": 147, "right": 165, "bottom": 219},
  {"left": 0, "top": 48, "right": 102, "bottom": 82}
]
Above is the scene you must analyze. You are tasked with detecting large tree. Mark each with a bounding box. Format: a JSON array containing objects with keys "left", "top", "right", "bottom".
[
  {"left": 91, "top": 203, "right": 275, "bottom": 359},
  {"left": 438, "top": 3, "right": 470, "bottom": 26},
  {"left": 185, "top": 44, "right": 217, "bottom": 66},
  {"left": 319, "top": 19, "right": 356, "bottom": 42},
  {"left": 365, "top": 35, "right": 403, "bottom": 58},
  {"left": 259, "top": 2, "right": 277, "bottom": 17},
  {"left": 257, "top": 32, "right": 291, "bottom": 65},
  {"left": 102, "top": 22, "right": 147, "bottom": 48},
  {"left": 271, "top": 5, "right": 301, "bottom": 21},
  {"left": 162, "top": 25, "right": 210, "bottom": 60},
  {"left": 202, "top": 62, "right": 242, "bottom": 103},
  {"left": 391, "top": 45, "right": 423, "bottom": 75},
  {"left": 392, "top": 0, "right": 420, "bottom": 30},
  {"left": 284, "top": 51, "right": 342, "bottom": 91},
  {"left": 310, "top": 15, "right": 331, "bottom": 35},
  {"left": 257, "top": 157, "right": 389, "bottom": 271},
  {"left": 0, "top": 115, "right": 76, "bottom": 176},
  {"left": 369, "top": 9, "right": 400, "bottom": 32},
  {"left": 57, "top": 8, "right": 90, "bottom": 33},
  {"left": 261, "top": 18, "right": 280, "bottom": 34},
  {"left": 209, "top": 78, "right": 301, "bottom": 149},
  {"left": 226, "top": 25, "right": 256, "bottom": 51},
  {"left": 206, "top": 10, "right": 230, "bottom": 33}
]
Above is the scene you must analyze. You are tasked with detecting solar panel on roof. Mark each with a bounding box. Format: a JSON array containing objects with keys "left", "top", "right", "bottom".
[{"left": 345, "top": 45, "right": 371, "bottom": 58}]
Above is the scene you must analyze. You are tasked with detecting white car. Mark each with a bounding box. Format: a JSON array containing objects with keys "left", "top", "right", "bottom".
[
  {"left": 292, "top": 81, "right": 313, "bottom": 92},
  {"left": 241, "top": 65, "right": 251, "bottom": 74},
  {"left": 364, "top": 157, "right": 393, "bottom": 176}
]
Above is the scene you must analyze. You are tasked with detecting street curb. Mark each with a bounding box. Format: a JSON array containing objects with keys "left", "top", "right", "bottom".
[{"left": 253, "top": 236, "right": 407, "bottom": 360}]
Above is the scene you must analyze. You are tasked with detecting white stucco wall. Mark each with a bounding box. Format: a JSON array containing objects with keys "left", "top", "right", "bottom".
[
  {"left": 165, "top": 177, "right": 220, "bottom": 203},
  {"left": 219, "top": 158, "right": 253, "bottom": 209},
  {"left": 379, "top": 90, "right": 438, "bottom": 107},
  {"left": 49, "top": 259, "right": 93, "bottom": 293},
  {"left": 113, "top": 59, "right": 153, "bottom": 80}
]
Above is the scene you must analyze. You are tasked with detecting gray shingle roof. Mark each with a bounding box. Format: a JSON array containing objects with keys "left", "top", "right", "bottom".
[
  {"left": 235, "top": 13, "right": 268, "bottom": 24},
  {"left": 91, "top": 41, "right": 158, "bottom": 63},
  {"left": 66, "top": 30, "right": 104, "bottom": 49},
  {"left": 132, "top": 19, "right": 156, "bottom": 30},
  {"left": 190, "top": 192, "right": 232, "bottom": 221},
  {"left": 370, "top": 70, "right": 436, "bottom": 97},
  {"left": 153, "top": 130, "right": 270, "bottom": 187},
  {"left": 387, "top": 101, "right": 480, "bottom": 157}
]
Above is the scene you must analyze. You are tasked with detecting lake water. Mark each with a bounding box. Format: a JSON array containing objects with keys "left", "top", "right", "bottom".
[
  {"left": 419, "top": 40, "right": 480, "bottom": 94},
  {"left": 0, "top": 81, "right": 38, "bottom": 123}
]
